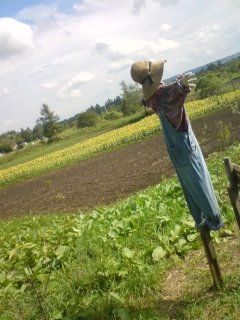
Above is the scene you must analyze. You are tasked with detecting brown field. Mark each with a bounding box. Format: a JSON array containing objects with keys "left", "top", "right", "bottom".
[{"left": 0, "top": 108, "right": 240, "bottom": 220}]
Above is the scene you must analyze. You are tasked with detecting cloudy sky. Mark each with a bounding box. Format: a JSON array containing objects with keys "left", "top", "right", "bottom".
[{"left": 0, "top": 0, "right": 239, "bottom": 133}]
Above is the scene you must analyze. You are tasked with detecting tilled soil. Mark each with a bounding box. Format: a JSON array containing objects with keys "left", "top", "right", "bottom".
[{"left": 0, "top": 108, "right": 240, "bottom": 220}]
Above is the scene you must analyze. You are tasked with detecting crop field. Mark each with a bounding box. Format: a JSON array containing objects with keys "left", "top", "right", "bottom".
[
  {"left": 0, "top": 90, "right": 239, "bottom": 188},
  {"left": 1, "top": 87, "right": 240, "bottom": 319},
  {"left": 0, "top": 142, "right": 240, "bottom": 319},
  {"left": 1, "top": 106, "right": 240, "bottom": 219}
]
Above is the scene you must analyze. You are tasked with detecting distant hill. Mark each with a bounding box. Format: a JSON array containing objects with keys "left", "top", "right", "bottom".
[{"left": 165, "top": 51, "right": 240, "bottom": 82}]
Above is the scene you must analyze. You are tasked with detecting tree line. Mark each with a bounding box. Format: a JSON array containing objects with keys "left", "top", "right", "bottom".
[
  {"left": 0, "top": 81, "right": 143, "bottom": 153},
  {"left": 0, "top": 104, "right": 61, "bottom": 153}
]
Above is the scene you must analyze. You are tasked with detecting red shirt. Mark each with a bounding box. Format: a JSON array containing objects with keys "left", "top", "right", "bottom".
[{"left": 145, "top": 79, "right": 191, "bottom": 132}]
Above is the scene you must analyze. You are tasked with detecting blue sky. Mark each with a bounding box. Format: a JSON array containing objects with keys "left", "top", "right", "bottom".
[
  {"left": 0, "top": 0, "right": 77, "bottom": 17},
  {"left": 0, "top": 0, "right": 49, "bottom": 17},
  {"left": 0, "top": 0, "right": 239, "bottom": 133}
]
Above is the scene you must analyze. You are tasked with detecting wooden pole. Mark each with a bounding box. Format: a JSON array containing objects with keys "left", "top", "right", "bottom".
[
  {"left": 200, "top": 227, "right": 223, "bottom": 289},
  {"left": 223, "top": 157, "right": 240, "bottom": 229}
]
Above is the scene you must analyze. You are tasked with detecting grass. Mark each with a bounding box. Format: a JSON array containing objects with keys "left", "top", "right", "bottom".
[
  {"left": 158, "top": 230, "right": 240, "bottom": 320},
  {"left": 0, "top": 142, "right": 240, "bottom": 319}
]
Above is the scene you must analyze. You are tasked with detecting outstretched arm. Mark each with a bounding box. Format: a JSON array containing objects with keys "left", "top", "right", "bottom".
[
  {"left": 162, "top": 72, "right": 197, "bottom": 98},
  {"left": 177, "top": 72, "right": 197, "bottom": 91}
]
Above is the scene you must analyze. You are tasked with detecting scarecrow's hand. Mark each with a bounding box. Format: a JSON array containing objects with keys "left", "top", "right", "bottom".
[{"left": 179, "top": 72, "right": 197, "bottom": 88}]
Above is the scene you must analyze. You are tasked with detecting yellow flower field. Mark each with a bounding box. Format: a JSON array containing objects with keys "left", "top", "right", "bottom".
[{"left": 0, "top": 90, "right": 239, "bottom": 187}]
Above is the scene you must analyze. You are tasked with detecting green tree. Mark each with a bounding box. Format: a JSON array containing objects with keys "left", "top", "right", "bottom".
[
  {"left": 0, "top": 138, "right": 14, "bottom": 153},
  {"left": 20, "top": 127, "right": 33, "bottom": 142},
  {"left": 120, "top": 81, "right": 142, "bottom": 116},
  {"left": 33, "top": 124, "right": 43, "bottom": 140},
  {"left": 37, "top": 104, "right": 60, "bottom": 142},
  {"left": 195, "top": 74, "right": 224, "bottom": 98},
  {"left": 77, "top": 111, "right": 100, "bottom": 128}
]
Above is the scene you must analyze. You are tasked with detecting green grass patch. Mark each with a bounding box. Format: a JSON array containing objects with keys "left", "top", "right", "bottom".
[{"left": 0, "top": 143, "right": 240, "bottom": 319}]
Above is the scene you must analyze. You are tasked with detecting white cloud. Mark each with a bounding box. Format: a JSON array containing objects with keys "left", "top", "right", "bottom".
[
  {"left": 195, "top": 24, "right": 220, "bottom": 43},
  {"left": 0, "top": 88, "right": 10, "bottom": 96},
  {"left": 57, "top": 72, "right": 95, "bottom": 98},
  {"left": 71, "top": 72, "right": 96, "bottom": 84},
  {"left": 158, "top": 0, "right": 179, "bottom": 6},
  {"left": 109, "top": 59, "right": 134, "bottom": 72},
  {"left": 132, "top": 0, "right": 146, "bottom": 14},
  {"left": 0, "top": 18, "right": 34, "bottom": 58},
  {"left": 3, "top": 119, "right": 20, "bottom": 126},
  {"left": 206, "top": 49, "right": 212, "bottom": 54},
  {"left": 156, "top": 38, "right": 179, "bottom": 51},
  {"left": 17, "top": 4, "right": 58, "bottom": 22},
  {"left": 70, "top": 89, "right": 82, "bottom": 97},
  {"left": 161, "top": 24, "right": 173, "bottom": 32},
  {"left": 41, "top": 82, "right": 57, "bottom": 89},
  {"left": 73, "top": 0, "right": 179, "bottom": 15},
  {"left": 73, "top": 0, "right": 110, "bottom": 13},
  {"left": 95, "top": 37, "right": 179, "bottom": 60}
]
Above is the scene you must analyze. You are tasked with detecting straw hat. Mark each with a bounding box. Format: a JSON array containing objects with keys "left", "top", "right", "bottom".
[{"left": 130, "top": 59, "right": 166, "bottom": 100}]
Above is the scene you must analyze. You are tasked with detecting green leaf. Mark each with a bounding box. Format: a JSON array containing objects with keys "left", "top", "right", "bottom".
[
  {"left": 20, "top": 283, "right": 28, "bottom": 294},
  {"left": 108, "top": 229, "right": 119, "bottom": 238},
  {"left": 24, "top": 267, "right": 32, "bottom": 276},
  {"left": 181, "top": 219, "right": 195, "bottom": 228},
  {"left": 176, "top": 238, "right": 187, "bottom": 247},
  {"left": 117, "top": 270, "right": 128, "bottom": 277},
  {"left": 187, "top": 233, "right": 198, "bottom": 242},
  {"left": 122, "top": 247, "right": 134, "bottom": 259},
  {"left": 170, "top": 224, "right": 181, "bottom": 241},
  {"left": 152, "top": 246, "right": 166, "bottom": 261},
  {"left": 109, "top": 292, "right": 125, "bottom": 306},
  {"left": 55, "top": 246, "right": 68, "bottom": 259},
  {"left": 115, "top": 308, "right": 131, "bottom": 320},
  {"left": 0, "top": 273, "right": 6, "bottom": 284},
  {"left": 8, "top": 248, "right": 18, "bottom": 260}
]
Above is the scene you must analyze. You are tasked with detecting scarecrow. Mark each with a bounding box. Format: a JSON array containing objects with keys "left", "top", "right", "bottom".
[{"left": 130, "top": 60, "right": 223, "bottom": 230}]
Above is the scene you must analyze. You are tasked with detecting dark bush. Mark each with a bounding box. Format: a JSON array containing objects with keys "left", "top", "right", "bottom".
[
  {"left": 77, "top": 111, "right": 100, "bottom": 128},
  {"left": 0, "top": 139, "right": 14, "bottom": 153},
  {"left": 104, "top": 110, "right": 123, "bottom": 120}
]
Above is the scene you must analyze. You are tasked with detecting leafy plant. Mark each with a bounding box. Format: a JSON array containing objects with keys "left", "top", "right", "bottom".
[{"left": 1, "top": 142, "right": 239, "bottom": 319}]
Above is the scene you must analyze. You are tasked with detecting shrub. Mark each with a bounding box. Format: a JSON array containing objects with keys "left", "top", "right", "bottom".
[
  {"left": 104, "top": 110, "right": 123, "bottom": 120},
  {"left": 0, "top": 138, "right": 14, "bottom": 153},
  {"left": 195, "top": 74, "right": 224, "bottom": 98},
  {"left": 77, "top": 111, "right": 100, "bottom": 128}
]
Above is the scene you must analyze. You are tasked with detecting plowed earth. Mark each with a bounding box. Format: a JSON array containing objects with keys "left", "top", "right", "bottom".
[{"left": 1, "top": 108, "right": 240, "bottom": 220}]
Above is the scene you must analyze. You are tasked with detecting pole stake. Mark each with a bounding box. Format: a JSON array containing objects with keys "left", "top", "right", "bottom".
[
  {"left": 200, "top": 227, "right": 223, "bottom": 289},
  {"left": 223, "top": 157, "right": 240, "bottom": 229}
]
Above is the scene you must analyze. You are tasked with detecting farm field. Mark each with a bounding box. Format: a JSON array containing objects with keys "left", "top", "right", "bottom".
[
  {"left": 1, "top": 90, "right": 239, "bottom": 188},
  {"left": 1, "top": 135, "right": 240, "bottom": 319},
  {"left": 1, "top": 88, "right": 240, "bottom": 319},
  {"left": 0, "top": 107, "right": 240, "bottom": 220}
]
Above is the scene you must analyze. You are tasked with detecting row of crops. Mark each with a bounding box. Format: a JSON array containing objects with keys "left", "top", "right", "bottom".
[
  {"left": 0, "top": 90, "right": 239, "bottom": 187},
  {"left": 0, "top": 143, "right": 239, "bottom": 319}
]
